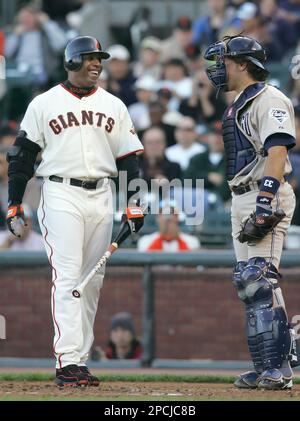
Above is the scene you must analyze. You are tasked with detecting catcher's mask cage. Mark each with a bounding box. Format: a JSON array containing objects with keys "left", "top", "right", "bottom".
[
  {"left": 64, "top": 36, "right": 110, "bottom": 72},
  {"left": 204, "top": 35, "right": 269, "bottom": 92}
]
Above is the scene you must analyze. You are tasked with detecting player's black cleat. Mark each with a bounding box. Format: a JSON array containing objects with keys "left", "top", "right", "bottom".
[
  {"left": 54, "top": 364, "right": 89, "bottom": 387},
  {"left": 79, "top": 366, "right": 100, "bottom": 386},
  {"left": 234, "top": 371, "right": 260, "bottom": 389}
]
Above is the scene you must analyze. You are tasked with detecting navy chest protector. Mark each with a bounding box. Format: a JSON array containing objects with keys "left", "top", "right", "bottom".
[{"left": 222, "top": 82, "right": 267, "bottom": 181}]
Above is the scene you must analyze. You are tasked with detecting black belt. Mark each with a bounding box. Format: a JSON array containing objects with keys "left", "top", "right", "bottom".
[
  {"left": 231, "top": 180, "right": 261, "bottom": 195},
  {"left": 231, "top": 175, "right": 288, "bottom": 195},
  {"left": 49, "top": 175, "right": 99, "bottom": 190}
]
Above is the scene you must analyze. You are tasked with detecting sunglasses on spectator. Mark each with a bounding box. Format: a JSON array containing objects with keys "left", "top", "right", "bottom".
[{"left": 177, "top": 127, "right": 195, "bottom": 131}]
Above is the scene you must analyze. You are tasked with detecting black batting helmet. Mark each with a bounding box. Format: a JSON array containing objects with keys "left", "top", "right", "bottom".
[
  {"left": 64, "top": 36, "right": 110, "bottom": 71},
  {"left": 204, "top": 35, "right": 268, "bottom": 91}
]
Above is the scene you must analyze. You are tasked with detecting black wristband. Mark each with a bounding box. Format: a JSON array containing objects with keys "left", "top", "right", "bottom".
[{"left": 260, "top": 176, "right": 280, "bottom": 195}]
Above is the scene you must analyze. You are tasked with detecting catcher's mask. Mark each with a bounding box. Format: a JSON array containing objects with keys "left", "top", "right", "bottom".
[{"left": 204, "top": 35, "right": 268, "bottom": 93}]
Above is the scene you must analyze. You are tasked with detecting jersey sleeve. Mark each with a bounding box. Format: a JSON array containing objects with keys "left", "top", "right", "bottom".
[
  {"left": 116, "top": 105, "right": 144, "bottom": 159},
  {"left": 19, "top": 99, "right": 45, "bottom": 149},
  {"left": 256, "top": 96, "right": 295, "bottom": 144}
]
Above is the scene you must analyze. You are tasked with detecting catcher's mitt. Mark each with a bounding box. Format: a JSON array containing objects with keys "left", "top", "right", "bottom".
[{"left": 238, "top": 209, "right": 286, "bottom": 244}]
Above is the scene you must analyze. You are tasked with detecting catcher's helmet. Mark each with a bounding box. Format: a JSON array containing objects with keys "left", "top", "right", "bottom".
[
  {"left": 204, "top": 35, "right": 268, "bottom": 91},
  {"left": 64, "top": 36, "right": 110, "bottom": 71}
]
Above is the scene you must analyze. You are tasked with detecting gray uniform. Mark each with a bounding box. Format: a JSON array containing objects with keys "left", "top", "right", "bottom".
[{"left": 229, "top": 84, "right": 296, "bottom": 267}]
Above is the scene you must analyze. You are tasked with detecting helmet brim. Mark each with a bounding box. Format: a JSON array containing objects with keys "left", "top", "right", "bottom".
[{"left": 81, "top": 50, "right": 110, "bottom": 60}]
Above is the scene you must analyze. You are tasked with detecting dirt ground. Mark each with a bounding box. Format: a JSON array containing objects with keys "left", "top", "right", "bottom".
[{"left": 0, "top": 381, "right": 299, "bottom": 400}]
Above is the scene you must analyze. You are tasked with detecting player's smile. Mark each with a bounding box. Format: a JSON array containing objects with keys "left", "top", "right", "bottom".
[
  {"left": 69, "top": 53, "right": 103, "bottom": 87},
  {"left": 84, "top": 57, "right": 102, "bottom": 83}
]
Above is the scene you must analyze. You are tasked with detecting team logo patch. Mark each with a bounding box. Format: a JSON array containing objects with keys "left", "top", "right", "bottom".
[{"left": 269, "top": 108, "right": 288, "bottom": 124}]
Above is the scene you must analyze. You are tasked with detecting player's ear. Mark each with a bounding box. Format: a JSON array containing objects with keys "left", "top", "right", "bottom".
[{"left": 240, "top": 62, "right": 248, "bottom": 72}]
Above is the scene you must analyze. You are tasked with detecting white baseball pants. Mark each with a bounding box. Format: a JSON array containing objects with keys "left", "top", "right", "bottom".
[{"left": 37, "top": 178, "right": 113, "bottom": 368}]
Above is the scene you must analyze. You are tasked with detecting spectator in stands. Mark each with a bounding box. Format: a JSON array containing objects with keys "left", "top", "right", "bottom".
[
  {"left": 128, "top": 75, "right": 156, "bottom": 131},
  {"left": 5, "top": 4, "right": 68, "bottom": 88},
  {"left": 287, "top": 106, "right": 300, "bottom": 225},
  {"left": 105, "top": 312, "right": 142, "bottom": 360},
  {"left": 106, "top": 44, "right": 137, "bottom": 107},
  {"left": 183, "top": 121, "right": 231, "bottom": 202},
  {"left": 0, "top": 124, "right": 17, "bottom": 147},
  {"left": 139, "top": 127, "right": 181, "bottom": 187},
  {"left": 165, "top": 116, "right": 207, "bottom": 171},
  {"left": 259, "top": 0, "right": 298, "bottom": 52},
  {"left": 137, "top": 200, "right": 200, "bottom": 251},
  {"left": 156, "top": 87, "right": 173, "bottom": 112},
  {"left": 138, "top": 100, "right": 176, "bottom": 147},
  {"left": 0, "top": 204, "right": 44, "bottom": 251},
  {"left": 0, "top": 204, "right": 5, "bottom": 229},
  {"left": 133, "top": 36, "right": 162, "bottom": 80},
  {"left": 4, "top": 4, "right": 68, "bottom": 120},
  {"left": 192, "top": 0, "right": 233, "bottom": 48},
  {"left": 0, "top": 146, "right": 41, "bottom": 214},
  {"left": 227, "top": 1, "right": 292, "bottom": 63},
  {"left": 160, "top": 16, "right": 193, "bottom": 64},
  {"left": 277, "top": 0, "right": 300, "bottom": 37},
  {"left": 0, "top": 147, "right": 5, "bottom": 227},
  {"left": 179, "top": 69, "right": 227, "bottom": 126},
  {"left": 159, "top": 58, "right": 192, "bottom": 102},
  {"left": 185, "top": 44, "right": 205, "bottom": 76},
  {"left": 0, "top": 147, "right": 9, "bottom": 217},
  {"left": 65, "top": 0, "right": 111, "bottom": 48}
]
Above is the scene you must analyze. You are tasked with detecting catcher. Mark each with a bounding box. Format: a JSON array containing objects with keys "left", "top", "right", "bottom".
[{"left": 205, "top": 35, "right": 299, "bottom": 390}]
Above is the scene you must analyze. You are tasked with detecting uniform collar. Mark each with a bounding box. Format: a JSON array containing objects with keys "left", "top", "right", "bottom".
[{"left": 62, "top": 80, "right": 97, "bottom": 98}]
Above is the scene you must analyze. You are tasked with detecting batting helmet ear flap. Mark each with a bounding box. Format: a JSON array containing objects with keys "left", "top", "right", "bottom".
[{"left": 64, "top": 54, "right": 83, "bottom": 71}]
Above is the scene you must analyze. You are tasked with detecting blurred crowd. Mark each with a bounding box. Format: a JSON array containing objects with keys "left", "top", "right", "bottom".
[{"left": 1, "top": 0, "right": 300, "bottom": 251}]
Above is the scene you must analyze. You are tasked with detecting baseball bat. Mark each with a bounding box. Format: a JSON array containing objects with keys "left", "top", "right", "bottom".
[{"left": 72, "top": 207, "right": 142, "bottom": 298}]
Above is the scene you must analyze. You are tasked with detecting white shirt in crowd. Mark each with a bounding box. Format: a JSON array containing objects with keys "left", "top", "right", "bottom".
[
  {"left": 137, "top": 232, "right": 200, "bottom": 252},
  {"left": 165, "top": 143, "right": 206, "bottom": 170}
]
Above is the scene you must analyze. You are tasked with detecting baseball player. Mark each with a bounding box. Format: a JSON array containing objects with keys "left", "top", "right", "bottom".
[
  {"left": 205, "top": 35, "right": 299, "bottom": 390},
  {"left": 6, "top": 36, "right": 144, "bottom": 387}
]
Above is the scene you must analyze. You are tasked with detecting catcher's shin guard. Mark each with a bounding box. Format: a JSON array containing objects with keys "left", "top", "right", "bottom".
[
  {"left": 233, "top": 260, "right": 263, "bottom": 373},
  {"left": 233, "top": 257, "right": 293, "bottom": 372}
]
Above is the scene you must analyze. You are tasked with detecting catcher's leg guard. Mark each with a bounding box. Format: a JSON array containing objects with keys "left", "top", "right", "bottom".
[
  {"left": 233, "top": 257, "right": 293, "bottom": 376},
  {"left": 233, "top": 260, "right": 263, "bottom": 374},
  {"left": 234, "top": 371, "right": 260, "bottom": 389}
]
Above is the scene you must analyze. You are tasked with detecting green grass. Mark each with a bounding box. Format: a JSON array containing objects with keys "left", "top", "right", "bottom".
[
  {"left": 1, "top": 373, "right": 299, "bottom": 401},
  {"left": 0, "top": 372, "right": 238, "bottom": 383},
  {"left": 0, "top": 372, "right": 300, "bottom": 384}
]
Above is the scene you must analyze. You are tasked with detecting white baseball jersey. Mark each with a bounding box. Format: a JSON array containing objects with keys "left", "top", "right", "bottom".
[{"left": 20, "top": 84, "right": 144, "bottom": 179}]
